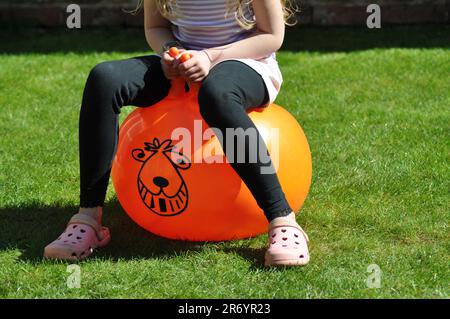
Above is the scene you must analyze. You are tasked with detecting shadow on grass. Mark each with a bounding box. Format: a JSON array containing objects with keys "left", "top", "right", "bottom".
[
  {"left": 0, "top": 200, "right": 270, "bottom": 269},
  {"left": 0, "top": 25, "right": 449, "bottom": 55}
]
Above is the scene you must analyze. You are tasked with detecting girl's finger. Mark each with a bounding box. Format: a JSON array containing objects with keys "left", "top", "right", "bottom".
[
  {"left": 162, "top": 53, "right": 175, "bottom": 65},
  {"left": 187, "top": 72, "right": 205, "bottom": 82},
  {"left": 183, "top": 66, "right": 201, "bottom": 76},
  {"left": 178, "top": 57, "right": 196, "bottom": 71},
  {"left": 172, "top": 58, "right": 181, "bottom": 69}
]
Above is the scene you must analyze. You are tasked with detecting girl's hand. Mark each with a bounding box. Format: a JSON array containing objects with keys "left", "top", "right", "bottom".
[
  {"left": 161, "top": 49, "right": 185, "bottom": 80},
  {"left": 178, "top": 50, "right": 212, "bottom": 83}
]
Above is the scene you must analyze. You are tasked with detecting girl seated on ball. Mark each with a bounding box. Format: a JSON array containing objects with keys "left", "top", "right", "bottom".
[{"left": 44, "top": 0, "right": 310, "bottom": 266}]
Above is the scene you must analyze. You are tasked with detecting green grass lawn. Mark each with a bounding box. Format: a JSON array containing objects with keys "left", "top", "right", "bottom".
[{"left": 0, "top": 26, "right": 449, "bottom": 298}]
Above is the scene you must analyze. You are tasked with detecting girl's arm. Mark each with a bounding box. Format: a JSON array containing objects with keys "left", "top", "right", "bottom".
[
  {"left": 144, "top": 0, "right": 175, "bottom": 55},
  {"left": 179, "top": 0, "right": 286, "bottom": 81},
  {"left": 205, "top": 0, "right": 286, "bottom": 62},
  {"left": 144, "top": 0, "right": 185, "bottom": 79}
]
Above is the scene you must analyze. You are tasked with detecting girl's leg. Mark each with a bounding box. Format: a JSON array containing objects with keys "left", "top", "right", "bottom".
[
  {"left": 198, "top": 61, "right": 292, "bottom": 222},
  {"left": 198, "top": 61, "right": 309, "bottom": 266},
  {"left": 79, "top": 55, "right": 170, "bottom": 211},
  {"left": 45, "top": 55, "right": 170, "bottom": 260}
]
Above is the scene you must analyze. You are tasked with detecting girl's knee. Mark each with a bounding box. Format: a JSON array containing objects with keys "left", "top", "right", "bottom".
[
  {"left": 83, "top": 61, "right": 127, "bottom": 114},
  {"left": 87, "top": 61, "right": 122, "bottom": 92},
  {"left": 198, "top": 77, "right": 240, "bottom": 121}
]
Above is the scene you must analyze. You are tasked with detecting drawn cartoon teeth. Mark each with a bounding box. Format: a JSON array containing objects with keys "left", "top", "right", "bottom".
[{"left": 138, "top": 178, "right": 188, "bottom": 216}]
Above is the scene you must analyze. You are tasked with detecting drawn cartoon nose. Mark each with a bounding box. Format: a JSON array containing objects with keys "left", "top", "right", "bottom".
[{"left": 153, "top": 176, "right": 169, "bottom": 188}]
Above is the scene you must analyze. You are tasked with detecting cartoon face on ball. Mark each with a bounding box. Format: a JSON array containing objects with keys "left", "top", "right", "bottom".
[{"left": 132, "top": 138, "right": 191, "bottom": 216}]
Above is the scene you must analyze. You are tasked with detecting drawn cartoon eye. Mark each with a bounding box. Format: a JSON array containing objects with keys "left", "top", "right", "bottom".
[
  {"left": 168, "top": 151, "right": 191, "bottom": 170},
  {"left": 132, "top": 149, "right": 148, "bottom": 162}
]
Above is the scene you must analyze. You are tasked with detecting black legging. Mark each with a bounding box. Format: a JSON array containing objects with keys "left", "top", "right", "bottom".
[{"left": 79, "top": 55, "right": 292, "bottom": 221}]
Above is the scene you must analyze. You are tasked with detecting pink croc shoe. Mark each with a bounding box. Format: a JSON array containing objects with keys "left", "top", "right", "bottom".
[
  {"left": 44, "top": 213, "right": 111, "bottom": 261},
  {"left": 264, "top": 219, "right": 310, "bottom": 267}
]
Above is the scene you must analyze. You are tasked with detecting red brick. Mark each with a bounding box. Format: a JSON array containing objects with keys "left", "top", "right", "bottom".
[
  {"left": 0, "top": 2, "right": 447, "bottom": 27},
  {"left": 313, "top": 5, "right": 367, "bottom": 26},
  {"left": 382, "top": 4, "right": 448, "bottom": 24}
]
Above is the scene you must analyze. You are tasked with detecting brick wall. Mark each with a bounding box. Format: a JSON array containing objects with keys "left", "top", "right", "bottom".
[{"left": 0, "top": 0, "right": 448, "bottom": 27}]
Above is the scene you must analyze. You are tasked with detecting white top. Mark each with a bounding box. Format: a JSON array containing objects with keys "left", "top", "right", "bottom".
[{"left": 169, "top": 0, "right": 283, "bottom": 104}]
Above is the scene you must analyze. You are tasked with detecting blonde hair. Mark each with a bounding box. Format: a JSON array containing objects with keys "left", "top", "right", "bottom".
[{"left": 134, "top": 0, "right": 298, "bottom": 28}]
